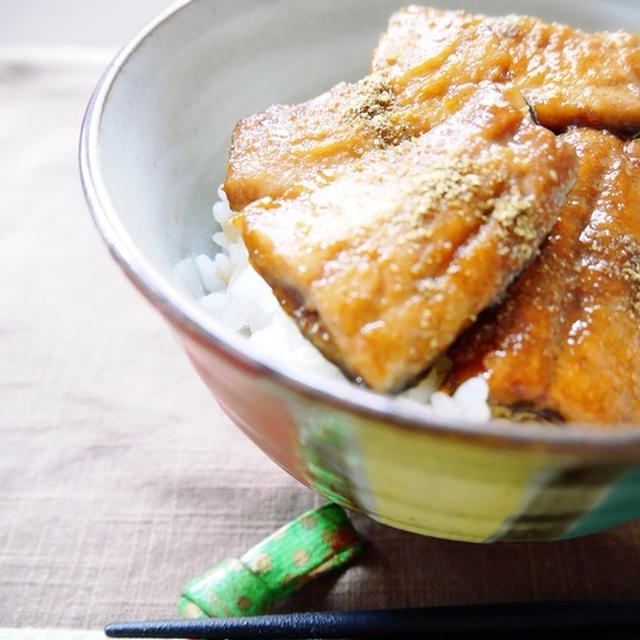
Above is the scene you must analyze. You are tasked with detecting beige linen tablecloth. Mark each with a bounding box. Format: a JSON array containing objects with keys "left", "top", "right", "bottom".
[{"left": 1, "top": 50, "right": 640, "bottom": 631}]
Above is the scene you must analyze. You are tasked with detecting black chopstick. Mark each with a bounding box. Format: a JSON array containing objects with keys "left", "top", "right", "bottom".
[{"left": 105, "top": 600, "right": 640, "bottom": 638}]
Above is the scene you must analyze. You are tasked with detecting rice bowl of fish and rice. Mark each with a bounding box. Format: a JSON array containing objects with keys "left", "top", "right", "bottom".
[{"left": 81, "top": 0, "right": 640, "bottom": 542}]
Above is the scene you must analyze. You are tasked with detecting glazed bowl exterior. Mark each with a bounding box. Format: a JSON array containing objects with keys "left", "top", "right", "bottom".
[{"left": 80, "top": 0, "right": 640, "bottom": 542}]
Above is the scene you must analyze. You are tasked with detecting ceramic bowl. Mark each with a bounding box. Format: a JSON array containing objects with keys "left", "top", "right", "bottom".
[{"left": 80, "top": 0, "right": 640, "bottom": 542}]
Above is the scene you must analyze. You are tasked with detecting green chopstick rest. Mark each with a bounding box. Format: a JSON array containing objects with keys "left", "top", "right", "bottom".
[{"left": 177, "top": 503, "right": 362, "bottom": 618}]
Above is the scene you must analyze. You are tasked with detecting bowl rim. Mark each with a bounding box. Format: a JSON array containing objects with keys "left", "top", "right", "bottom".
[{"left": 79, "top": 0, "right": 640, "bottom": 457}]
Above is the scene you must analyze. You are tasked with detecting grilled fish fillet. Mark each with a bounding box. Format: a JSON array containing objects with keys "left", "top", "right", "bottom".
[
  {"left": 233, "top": 85, "right": 577, "bottom": 392},
  {"left": 226, "top": 7, "right": 640, "bottom": 212},
  {"left": 373, "top": 6, "right": 640, "bottom": 133},
  {"left": 224, "top": 20, "right": 511, "bottom": 211},
  {"left": 445, "top": 128, "right": 640, "bottom": 424}
]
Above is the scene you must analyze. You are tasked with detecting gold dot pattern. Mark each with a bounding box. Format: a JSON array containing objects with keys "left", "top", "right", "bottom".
[
  {"left": 293, "top": 548, "right": 311, "bottom": 567},
  {"left": 179, "top": 504, "right": 362, "bottom": 620},
  {"left": 300, "top": 514, "right": 317, "bottom": 529},
  {"left": 322, "top": 528, "right": 336, "bottom": 546},
  {"left": 250, "top": 552, "right": 273, "bottom": 575}
]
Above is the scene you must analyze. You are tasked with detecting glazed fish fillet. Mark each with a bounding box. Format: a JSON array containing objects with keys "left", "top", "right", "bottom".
[
  {"left": 226, "top": 6, "right": 640, "bottom": 212},
  {"left": 445, "top": 128, "right": 640, "bottom": 424},
  {"left": 224, "top": 20, "right": 511, "bottom": 210},
  {"left": 373, "top": 6, "right": 640, "bottom": 133},
  {"left": 233, "top": 85, "right": 576, "bottom": 392}
]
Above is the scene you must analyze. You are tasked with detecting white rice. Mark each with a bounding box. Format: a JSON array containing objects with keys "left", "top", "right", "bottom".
[{"left": 174, "top": 187, "right": 491, "bottom": 422}]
